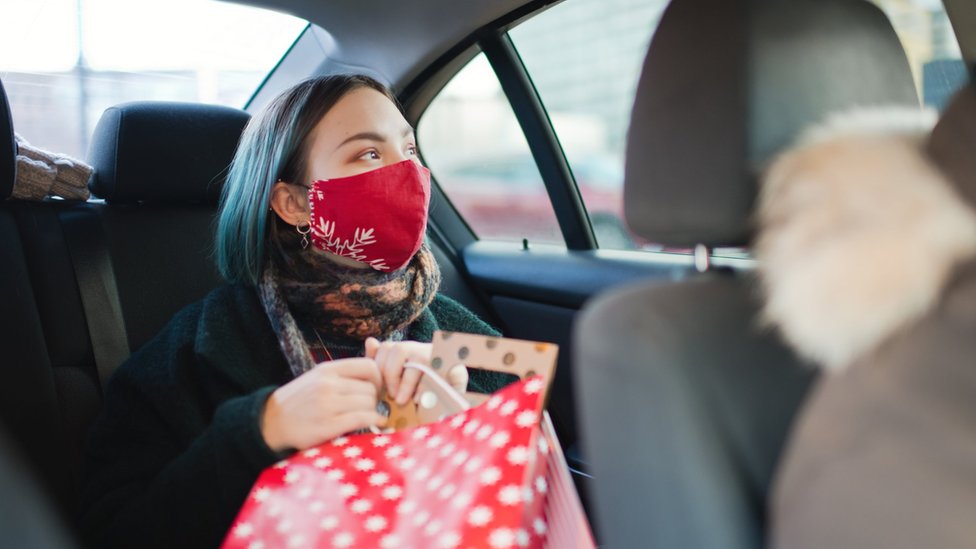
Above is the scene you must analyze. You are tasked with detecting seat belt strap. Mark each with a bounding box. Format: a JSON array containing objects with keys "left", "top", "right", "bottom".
[{"left": 60, "top": 208, "right": 130, "bottom": 393}]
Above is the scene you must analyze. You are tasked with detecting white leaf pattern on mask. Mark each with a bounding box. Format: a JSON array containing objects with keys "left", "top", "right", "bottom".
[{"left": 314, "top": 219, "right": 389, "bottom": 271}]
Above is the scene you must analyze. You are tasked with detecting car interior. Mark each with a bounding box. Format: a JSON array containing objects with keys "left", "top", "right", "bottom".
[{"left": 1, "top": 0, "right": 975, "bottom": 547}]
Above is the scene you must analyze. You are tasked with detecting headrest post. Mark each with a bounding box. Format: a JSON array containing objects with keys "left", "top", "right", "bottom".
[{"left": 694, "top": 243, "right": 711, "bottom": 273}]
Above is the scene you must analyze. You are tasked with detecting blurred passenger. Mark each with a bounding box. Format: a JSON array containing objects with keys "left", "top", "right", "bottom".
[
  {"left": 757, "top": 89, "right": 976, "bottom": 549},
  {"left": 79, "top": 74, "right": 507, "bottom": 549}
]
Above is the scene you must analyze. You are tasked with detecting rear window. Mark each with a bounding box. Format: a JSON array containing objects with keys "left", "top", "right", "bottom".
[{"left": 0, "top": 0, "right": 307, "bottom": 159}]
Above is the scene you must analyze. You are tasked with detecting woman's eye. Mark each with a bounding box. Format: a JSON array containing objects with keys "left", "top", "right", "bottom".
[
  {"left": 359, "top": 150, "right": 380, "bottom": 161},
  {"left": 407, "top": 145, "right": 418, "bottom": 156}
]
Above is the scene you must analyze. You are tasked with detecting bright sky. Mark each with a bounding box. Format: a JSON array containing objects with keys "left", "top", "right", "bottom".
[{"left": 0, "top": 0, "right": 307, "bottom": 72}]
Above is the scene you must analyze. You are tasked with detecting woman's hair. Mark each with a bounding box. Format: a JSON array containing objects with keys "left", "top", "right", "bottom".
[{"left": 215, "top": 74, "right": 396, "bottom": 285}]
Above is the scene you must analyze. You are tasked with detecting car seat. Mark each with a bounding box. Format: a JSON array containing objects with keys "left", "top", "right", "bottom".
[{"left": 572, "top": 0, "right": 920, "bottom": 547}]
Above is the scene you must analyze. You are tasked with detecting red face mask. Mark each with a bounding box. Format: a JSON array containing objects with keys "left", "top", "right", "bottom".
[{"left": 307, "top": 160, "right": 431, "bottom": 272}]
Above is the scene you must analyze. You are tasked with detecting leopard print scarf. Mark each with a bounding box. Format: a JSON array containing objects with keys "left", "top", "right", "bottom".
[{"left": 258, "top": 231, "right": 441, "bottom": 377}]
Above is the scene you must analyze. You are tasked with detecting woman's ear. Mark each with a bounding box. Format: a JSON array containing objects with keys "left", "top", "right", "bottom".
[{"left": 269, "top": 181, "right": 310, "bottom": 227}]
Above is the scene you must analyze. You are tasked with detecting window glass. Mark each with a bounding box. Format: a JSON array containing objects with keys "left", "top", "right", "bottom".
[
  {"left": 418, "top": 53, "right": 563, "bottom": 245},
  {"left": 510, "top": 0, "right": 669, "bottom": 250},
  {"left": 0, "top": 0, "right": 307, "bottom": 159},
  {"left": 869, "top": 0, "right": 965, "bottom": 111}
]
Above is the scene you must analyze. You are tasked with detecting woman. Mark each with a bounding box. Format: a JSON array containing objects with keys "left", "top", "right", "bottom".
[{"left": 80, "top": 75, "right": 506, "bottom": 549}]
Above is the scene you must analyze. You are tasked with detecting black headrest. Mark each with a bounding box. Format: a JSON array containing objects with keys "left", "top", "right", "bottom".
[
  {"left": 0, "top": 78, "right": 15, "bottom": 200},
  {"left": 625, "top": 0, "right": 919, "bottom": 247},
  {"left": 88, "top": 102, "right": 249, "bottom": 204}
]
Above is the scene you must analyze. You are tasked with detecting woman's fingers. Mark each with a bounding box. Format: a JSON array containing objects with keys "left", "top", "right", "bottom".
[
  {"left": 364, "top": 337, "right": 381, "bottom": 359},
  {"left": 332, "top": 410, "right": 388, "bottom": 435},
  {"left": 396, "top": 365, "right": 424, "bottom": 405},
  {"left": 323, "top": 357, "right": 383, "bottom": 390},
  {"left": 375, "top": 341, "right": 403, "bottom": 397}
]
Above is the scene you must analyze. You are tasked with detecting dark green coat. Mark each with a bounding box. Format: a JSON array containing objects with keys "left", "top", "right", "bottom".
[{"left": 79, "top": 284, "right": 502, "bottom": 549}]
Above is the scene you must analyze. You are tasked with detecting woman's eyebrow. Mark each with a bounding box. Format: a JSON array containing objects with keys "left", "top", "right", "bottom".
[{"left": 335, "top": 126, "right": 415, "bottom": 150}]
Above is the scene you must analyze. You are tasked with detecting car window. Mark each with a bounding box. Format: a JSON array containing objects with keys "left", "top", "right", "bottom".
[
  {"left": 418, "top": 53, "right": 563, "bottom": 245},
  {"left": 510, "top": 0, "right": 669, "bottom": 251},
  {"left": 0, "top": 0, "right": 307, "bottom": 160},
  {"left": 869, "top": 0, "right": 965, "bottom": 111}
]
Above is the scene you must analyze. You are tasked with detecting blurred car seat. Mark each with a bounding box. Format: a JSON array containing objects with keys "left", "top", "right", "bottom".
[{"left": 572, "top": 0, "right": 919, "bottom": 547}]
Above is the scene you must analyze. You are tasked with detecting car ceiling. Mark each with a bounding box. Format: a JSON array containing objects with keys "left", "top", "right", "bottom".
[{"left": 233, "top": 0, "right": 543, "bottom": 91}]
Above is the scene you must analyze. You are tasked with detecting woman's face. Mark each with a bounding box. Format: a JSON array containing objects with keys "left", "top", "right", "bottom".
[{"left": 303, "top": 87, "right": 421, "bottom": 183}]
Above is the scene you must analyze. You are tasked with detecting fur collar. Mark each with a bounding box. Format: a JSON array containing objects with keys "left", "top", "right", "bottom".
[{"left": 755, "top": 106, "right": 976, "bottom": 371}]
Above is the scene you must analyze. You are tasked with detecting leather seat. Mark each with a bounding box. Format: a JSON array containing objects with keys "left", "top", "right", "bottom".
[{"left": 572, "top": 0, "right": 919, "bottom": 547}]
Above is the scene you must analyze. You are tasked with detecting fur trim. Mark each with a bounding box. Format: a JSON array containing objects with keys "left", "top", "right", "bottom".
[{"left": 756, "top": 106, "right": 976, "bottom": 372}]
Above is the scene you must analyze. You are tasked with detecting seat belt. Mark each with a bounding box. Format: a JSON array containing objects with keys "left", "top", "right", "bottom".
[{"left": 60, "top": 207, "right": 130, "bottom": 393}]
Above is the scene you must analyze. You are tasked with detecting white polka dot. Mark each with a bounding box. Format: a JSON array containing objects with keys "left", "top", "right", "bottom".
[
  {"left": 516, "top": 528, "right": 531, "bottom": 547},
  {"left": 350, "top": 499, "right": 372, "bottom": 514},
  {"left": 397, "top": 500, "right": 417, "bottom": 515},
  {"left": 487, "top": 395, "right": 503, "bottom": 410},
  {"left": 313, "top": 457, "right": 332, "bottom": 469},
  {"left": 449, "top": 414, "right": 466, "bottom": 428},
  {"left": 326, "top": 469, "right": 345, "bottom": 482},
  {"left": 297, "top": 486, "right": 313, "bottom": 500},
  {"left": 354, "top": 458, "right": 375, "bottom": 472},
  {"left": 287, "top": 534, "right": 305, "bottom": 548},
  {"left": 332, "top": 437, "right": 349, "bottom": 446},
  {"left": 475, "top": 425, "right": 494, "bottom": 441},
  {"left": 436, "top": 531, "right": 461, "bottom": 549},
  {"left": 412, "top": 426, "right": 431, "bottom": 440},
  {"left": 364, "top": 515, "right": 388, "bottom": 532},
  {"left": 533, "top": 518, "right": 547, "bottom": 535},
  {"left": 498, "top": 485, "right": 522, "bottom": 506},
  {"left": 538, "top": 438, "right": 550, "bottom": 455},
  {"left": 247, "top": 541, "right": 265, "bottom": 549},
  {"left": 369, "top": 472, "right": 390, "bottom": 486},
  {"left": 284, "top": 471, "right": 300, "bottom": 484},
  {"left": 524, "top": 378, "right": 544, "bottom": 394},
  {"left": 500, "top": 401, "right": 518, "bottom": 416},
  {"left": 332, "top": 532, "right": 354, "bottom": 548},
  {"left": 343, "top": 446, "right": 362, "bottom": 459},
  {"left": 382, "top": 485, "right": 403, "bottom": 500},
  {"left": 415, "top": 466, "right": 431, "bottom": 481},
  {"left": 252, "top": 487, "right": 270, "bottom": 502},
  {"left": 438, "top": 483, "right": 456, "bottom": 500},
  {"left": 480, "top": 466, "right": 502, "bottom": 486},
  {"left": 468, "top": 505, "right": 493, "bottom": 526},
  {"left": 233, "top": 522, "right": 253, "bottom": 538},
  {"left": 489, "top": 527, "right": 516, "bottom": 548},
  {"left": 439, "top": 442, "right": 456, "bottom": 458},
  {"left": 379, "top": 534, "right": 401, "bottom": 548},
  {"left": 515, "top": 410, "right": 538, "bottom": 428},
  {"left": 424, "top": 519, "right": 443, "bottom": 536},
  {"left": 507, "top": 446, "right": 530, "bottom": 466},
  {"left": 535, "top": 476, "right": 548, "bottom": 494},
  {"left": 339, "top": 483, "right": 357, "bottom": 498},
  {"left": 450, "top": 450, "right": 469, "bottom": 467},
  {"left": 320, "top": 516, "right": 339, "bottom": 531},
  {"left": 385, "top": 445, "right": 404, "bottom": 459},
  {"left": 427, "top": 475, "right": 445, "bottom": 492},
  {"left": 412, "top": 510, "right": 431, "bottom": 526},
  {"left": 310, "top": 501, "right": 325, "bottom": 513},
  {"left": 372, "top": 435, "right": 391, "bottom": 447},
  {"left": 302, "top": 448, "right": 321, "bottom": 457},
  {"left": 489, "top": 431, "right": 511, "bottom": 449},
  {"left": 425, "top": 435, "right": 444, "bottom": 449},
  {"left": 451, "top": 492, "right": 473, "bottom": 509},
  {"left": 521, "top": 486, "right": 534, "bottom": 503},
  {"left": 398, "top": 457, "right": 417, "bottom": 470},
  {"left": 464, "top": 456, "right": 484, "bottom": 474}
]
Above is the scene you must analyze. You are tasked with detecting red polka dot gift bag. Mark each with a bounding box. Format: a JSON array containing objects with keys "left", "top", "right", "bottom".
[{"left": 221, "top": 331, "right": 596, "bottom": 549}]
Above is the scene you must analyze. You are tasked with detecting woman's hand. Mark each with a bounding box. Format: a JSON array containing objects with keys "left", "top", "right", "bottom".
[
  {"left": 365, "top": 338, "right": 469, "bottom": 405},
  {"left": 260, "top": 358, "right": 385, "bottom": 452}
]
